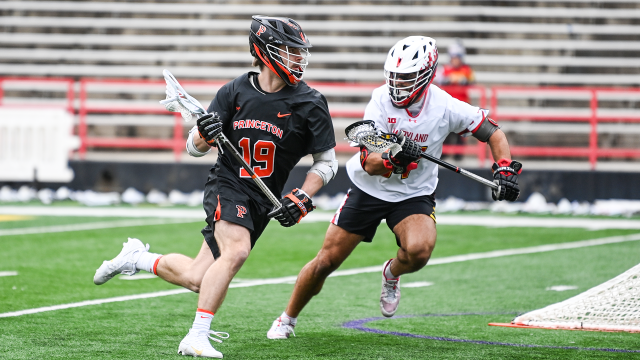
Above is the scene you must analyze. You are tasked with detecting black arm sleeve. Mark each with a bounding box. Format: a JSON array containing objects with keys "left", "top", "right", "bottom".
[{"left": 472, "top": 117, "right": 500, "bottom": 143}]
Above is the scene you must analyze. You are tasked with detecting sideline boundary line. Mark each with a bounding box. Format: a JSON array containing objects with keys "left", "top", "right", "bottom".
[
  {"left": 0, "top": 219, "right": 200, "bottom": 237},
  {"left": 2, "top": 232, "right": 639, "bottom": 319},
  {"left": 4, "top": 206, "right": 640, "bottom": 230}
]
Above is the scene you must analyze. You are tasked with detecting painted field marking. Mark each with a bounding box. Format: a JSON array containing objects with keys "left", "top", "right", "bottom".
[
  {"left": 119, "top": 273, "right": 158, "bottom": 280},
  {"left": 0, "top": 271, "right": 18, "bottom": 277},
  {"left": 344, "top": 314, "right": 640, "bottom": 353},
  {"left": 4, "top": 206, "right": 640, "bottom": 230},
  {"left": 2, "top": 232, "right": 639, "bottom": 319},
  {"left": 0, "top": 289, "right": 191, "bottom": 318},
  {"left": 0, "top": 215, "right": 32, "bottom": 222},
  {"left": 0, "top": 218, "right": 200, "bottom": 237},
  {"left": 327, "top": 232, "right": 640, "bottom": 277},
  {"left": 546, "top": 285, "right": 579, "bottom": 292},
  {"left": 0, "top": 206, "right": 205, "bottom": 219},
  {"left": 404, "top": 281, "right": 434, "bottom": 288}
]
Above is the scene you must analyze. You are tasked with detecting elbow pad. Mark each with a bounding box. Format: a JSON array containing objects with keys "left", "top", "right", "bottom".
[
  {"left": 308, "top": 148, "right": 339, "bottom": 186},
  {"left": 472, "top": 117, "right": 500, "bottom": 143},
  {"left": 186, "top": 125, "right": 211, "bottom": 157}
]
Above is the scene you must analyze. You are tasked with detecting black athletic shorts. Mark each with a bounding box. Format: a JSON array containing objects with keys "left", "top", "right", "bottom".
[
  {"left": 330, "top": 180, "right": 436, "bottom": 244},
  {"left": 201, "top": 171, "right": 272, "bottom": 259}
]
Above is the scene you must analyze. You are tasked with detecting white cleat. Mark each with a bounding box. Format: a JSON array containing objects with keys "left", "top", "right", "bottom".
[
  {"left": 178, "top": 329, "right": 228, "bottom": 358},
  {"left": 380, "top": 260, "right": 401, "bottom": 317},
  {"left": 267, "top": 316, "right": 295, "bottom": 339},
  {"left": 93, "top": 237, "right": 149, "bottom": 285}
]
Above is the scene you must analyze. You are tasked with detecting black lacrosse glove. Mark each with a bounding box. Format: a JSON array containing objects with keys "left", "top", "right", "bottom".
[
  {"left": 268, "top": 188, "right": 315, "bottom": 227},
  {"left": 197, "top": 113, "right": 222, "bottom": 146},
  {"left": 381, "top": 132, "right": 422, "bottom": 174},
  {"left": 491, "top": 159, "right": 522, "bottom": 202}
]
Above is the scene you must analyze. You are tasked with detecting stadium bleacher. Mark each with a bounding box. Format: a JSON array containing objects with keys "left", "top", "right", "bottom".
[{"left": 0, "top": 0, "right": 639, "bottom": 166}]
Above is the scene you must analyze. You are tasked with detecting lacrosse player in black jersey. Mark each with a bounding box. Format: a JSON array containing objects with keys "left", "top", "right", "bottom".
[{"left": 93, "top": 15, "right": 337, "bottom": 358}]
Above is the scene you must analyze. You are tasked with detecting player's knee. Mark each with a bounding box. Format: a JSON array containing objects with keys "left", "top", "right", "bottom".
[
  {"left": 187, "top": 281, "right": 201, "bottom": 293},
  {"left": 220, "top": 248, "right": 250, "bottom": 272},
  {"left": 406, "top": 245, "right": 433, "bottom": 270},
  {"left": 232, "top": 250, "right": 250, "bottom": 270},
  {"left": 181, "top": 269, "right": 204, "bottom": 293},
  {"left": 313, "top": 253, "right": 340, "bottom": 278}
]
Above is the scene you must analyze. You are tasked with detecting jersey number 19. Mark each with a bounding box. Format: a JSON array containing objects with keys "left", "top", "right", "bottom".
[{"left": 238, "top": 138, "right": 276, "bottom": 178}]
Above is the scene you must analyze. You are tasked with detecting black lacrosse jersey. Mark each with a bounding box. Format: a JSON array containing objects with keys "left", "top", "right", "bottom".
[{"left": 207, "top": 72, "right": 336, "bottom": 208}]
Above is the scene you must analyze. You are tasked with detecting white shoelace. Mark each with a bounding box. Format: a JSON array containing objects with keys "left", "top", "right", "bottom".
[
  {"left": 206, "top": 330, "right": 230, "bottom": 344},
  {"left": 383, "top": 281, "right": 398, "bottom": 301},
  {"left": 275, "top": 318, "right": 296, "bottom": 337}
]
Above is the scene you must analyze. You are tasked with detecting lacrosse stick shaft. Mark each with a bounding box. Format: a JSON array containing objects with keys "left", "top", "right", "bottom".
[
  {"left": 419, "top": 152, "right": 498, "bottom": 190},
  {"left": 161, "top": 69, "right": 282, "bottom": 209},
  {"left": 215, "top": 134, "right": 282, "bottom": 208}
]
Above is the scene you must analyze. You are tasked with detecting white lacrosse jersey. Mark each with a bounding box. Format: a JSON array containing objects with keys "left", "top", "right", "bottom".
[{"left": 346, "top": 84, "right": 488, "bottom": 202}]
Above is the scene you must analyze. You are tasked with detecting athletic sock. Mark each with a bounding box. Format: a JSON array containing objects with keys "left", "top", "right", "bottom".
[
  {"left": 384, "top": 260, "right": 399, "bottom": 280},
  {"left": 136, "top": 252, "right": 163, "bottom": 274},
  {"left": 282, "top": 311, "right": 297, "bottom": 326},
  {"left": 192, "top": 308, "right": 214, "bottom": 332}
]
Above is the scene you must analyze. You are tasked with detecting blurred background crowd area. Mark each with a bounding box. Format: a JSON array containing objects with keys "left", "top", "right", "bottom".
[{"left": 0, "top": 0, "right": 639, "bottom": 203}]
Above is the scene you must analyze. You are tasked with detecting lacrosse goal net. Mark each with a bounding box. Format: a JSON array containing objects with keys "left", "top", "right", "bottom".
[{"left": 490, "top": 262, "right": 640, "bottom": 332}]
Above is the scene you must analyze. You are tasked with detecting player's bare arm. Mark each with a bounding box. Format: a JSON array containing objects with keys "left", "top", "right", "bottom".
[
  {"left": 300, "top": 172, "right": 324, "bottom": 198},
  {"left": 361, "top": 152, "right": 387, "bottom": 175},
  {"left": 486, "top": 128, "right": 522, "bottom": 202},
  {"left": 487, "top": 128, "right": 511, "bottom": 161},
  {"left": 269, "top": 148, "right": 338, "bottom": 227},
  {"left": 193, "top": 135, "right": 210, "bottom": 152}
]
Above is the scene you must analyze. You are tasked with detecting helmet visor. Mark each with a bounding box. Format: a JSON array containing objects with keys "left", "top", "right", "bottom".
[{"left": 267, "top": 44, "right": 310, "bottom": 81}]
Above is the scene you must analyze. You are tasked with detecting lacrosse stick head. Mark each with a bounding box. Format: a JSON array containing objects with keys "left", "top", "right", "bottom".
[
  {"left": 344, "top": 120, "right": 401, "bottom": 154},
  {"left": 160, "top": 69, "right": 208, "bottom": 122}
]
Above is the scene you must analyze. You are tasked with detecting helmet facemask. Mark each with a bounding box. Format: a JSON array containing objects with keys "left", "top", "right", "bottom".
[
  {"left": 383, "top": 36, "right": 439, "bottom": 108},
  {"left": 384, "top": 65, "right": 435, "bottom": 108},
  {"left": 266, "top": 44, "right": 310, "bottom": 83}
]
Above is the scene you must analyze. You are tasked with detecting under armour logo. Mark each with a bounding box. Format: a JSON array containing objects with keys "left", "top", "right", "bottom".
[
  {"left": 408, "top": 119, "right": 417, "bottom": 123},
  {"left": 236, "top": 205, "right": 247, "bottom": 218}
]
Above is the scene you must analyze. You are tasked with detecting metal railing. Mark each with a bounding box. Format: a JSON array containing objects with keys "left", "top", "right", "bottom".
[{"left": 1, "top": 77, "right": 639, "bottom": 168}]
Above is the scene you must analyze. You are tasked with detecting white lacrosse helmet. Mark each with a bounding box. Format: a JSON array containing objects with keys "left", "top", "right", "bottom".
[
  {"left": 448, "top": 40, "right": 466, "bottom": 59},
  {"left": 384, "top": 36, "right": 438, "bottom": 108}
]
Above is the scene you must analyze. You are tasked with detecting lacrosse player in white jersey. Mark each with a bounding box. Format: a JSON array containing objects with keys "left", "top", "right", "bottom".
[{"left": 267, "top": 36, "right": 522, "bottom": 339}]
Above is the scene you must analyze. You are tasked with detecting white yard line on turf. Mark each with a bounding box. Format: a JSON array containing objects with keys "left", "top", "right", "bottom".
[
  {"left": 0, "top": 206, "right": 204, "bottom": 219},
  {"left": 0, "top": 271, "right": 18, "bottom": 277},
  {"left": 2, "top": 232, "right": 639, "bottom": 318},
  {"left": 0, "top": 218, "right": 200, "bottom": 237},
  {"left": 3, "top": 206, "right": 640, "bottom": 230}
]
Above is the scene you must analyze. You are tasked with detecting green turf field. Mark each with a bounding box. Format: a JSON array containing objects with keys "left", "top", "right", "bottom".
[{"left": 1, "top": 212, "right": 640, "bottom": 359}]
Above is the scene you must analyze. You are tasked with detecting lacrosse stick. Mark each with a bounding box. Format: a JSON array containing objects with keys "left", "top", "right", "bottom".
[
  {"left": 160, "top": 69, "right": 282, "bottom": 208},
  {"left": 345, "top": 120, "right": 499, "bottom": 190}
]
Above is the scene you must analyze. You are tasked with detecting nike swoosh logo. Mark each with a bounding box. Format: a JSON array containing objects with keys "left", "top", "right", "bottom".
[
  {"left": 200, "top": 316, "right": 209, "bottom": 318},
  {"left": 191, "top": 346, "right": 203, "bottom": 356},
  {"left": 277, "top": 112, "right": 291, "bottom": 117}
]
